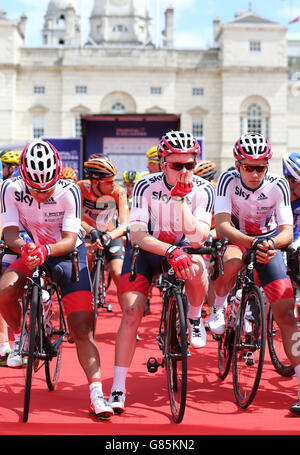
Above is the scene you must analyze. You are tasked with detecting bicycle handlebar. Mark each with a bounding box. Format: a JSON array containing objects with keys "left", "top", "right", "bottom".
[{"left": 129, "top": 238, "right": 228, "bottom": 282}]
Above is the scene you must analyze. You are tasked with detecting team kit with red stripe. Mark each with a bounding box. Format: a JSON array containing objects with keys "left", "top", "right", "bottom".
[
  {"left": 121, "top": 172, "right": 214, "bottom": 295},
  {"left": 215, "top": 169, "right": 294, "bottom": 303},
  {"left": 1, "top": 177, "right": 94, "bottom": 316}
]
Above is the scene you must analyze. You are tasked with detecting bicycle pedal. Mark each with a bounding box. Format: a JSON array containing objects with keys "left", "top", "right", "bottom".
[
  {"left": 243, "top": 352, "right": 255, "bottom": 366},
  {"left": 147, "top": 357, "right": 162, "bottom": 373}
]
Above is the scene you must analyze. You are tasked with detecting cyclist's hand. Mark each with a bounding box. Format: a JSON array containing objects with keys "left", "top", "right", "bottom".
[
  {"left": 253, "top": 238, "right": 276, "bottom": 264},
  {"left": 21, "top": 242, "right": 36, "bottom": 265},
  {"left": 30, "top": 244, "right": 48, "bottom": 266},
  {"left": 99, "top": 231, "right": 112, "bottom": 248},
  {"left": 165, "top": 246, "right": 195, "bottom": 280},
  {"left": 171, "top": 176, "right": 193, "bottom": 200}
]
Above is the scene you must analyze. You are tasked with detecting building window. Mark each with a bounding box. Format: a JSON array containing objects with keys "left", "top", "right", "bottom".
[
  {"left": 113, "top": 25, "right": 128, "bottom": 32},
  {"left": 33, "top": 117, "right": 44, "bottom": 139},
  {"left": 75, "top": 86, "right": 87, "bottom": 94},
  {"left": 150, "top": 87, "right": 162, "bottom": 95},
  {"left": 75, "top": 117, "right": 82, "bottom": 137},
  {"left": 250, "top": 41, "right": 261, "bottom": 52},
  {"left": 247, "top": 104, "right": 262, "bottom": 133},
  {"left": 192, "top": 88, "right": 204, "bottom": 96},
  {"left": 192, "top": 119, "right": 203, "bottom": 137},
  {"left": 240, "top": 100, "right": 270, "bottom": 139},
  {"left": 34, "top": 86, "right": 45, "bottom": 94},
  {"left": 112, "top": 103, "right": 125, "bottom": 114}
]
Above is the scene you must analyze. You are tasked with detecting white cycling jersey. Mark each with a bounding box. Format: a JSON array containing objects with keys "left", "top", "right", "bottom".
[
  {"left": 214, "top": 170, "right": 293, "bottom": 236},
  {"left": 130, "top": 172, "right": 214, "bottom": 245},
  {"left": 1, "top": 177, "right": 82, "bottom": 246}
]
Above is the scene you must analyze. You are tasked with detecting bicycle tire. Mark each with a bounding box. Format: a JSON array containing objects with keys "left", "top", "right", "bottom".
[
  {"left": 23, "top": 285, "right": 39, "bottom": 423},
  {"left": 91, "top": 258, "right": 101, "bottom": 336},
  {"left": 267, "top": 307, "right": 294, "bottom": 377},
  {"left": 218, "top": 303, "right": 234, "bottom": 380},
  {"left": 232, "top": 283, "right": 266, "bottom": 408},
  {"left": 165, "top": 292, "right": 188, "bottom": 424},
  {"left": 45, "top": 286, "right": 66, "bottom": 390}
]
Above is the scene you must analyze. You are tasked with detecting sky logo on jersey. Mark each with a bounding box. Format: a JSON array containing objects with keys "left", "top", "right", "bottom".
[
  {"left": 14, "top": 191, "right": 34, "bottom": 206},
  {"left": 152, "top": 191, "right": 172, "bottom": 203},
  {"left": 234, "top": 187, "right": 250, "bottom": 200}
]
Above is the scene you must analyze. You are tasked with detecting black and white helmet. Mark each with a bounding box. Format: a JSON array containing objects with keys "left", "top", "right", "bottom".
[
  {"left": 233, "top": 132, "right": 272, "bottom": 161},
  {"left": 19, "top": 140, "right": 62, "bottom": 190},
  {"left": 157, "top": 130, "right": 200, "bottom": 159}
]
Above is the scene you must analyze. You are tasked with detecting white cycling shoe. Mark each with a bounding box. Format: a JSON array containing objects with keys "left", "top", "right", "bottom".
[
  {"left": 188, "top": 317, "right": 207, "bottom": 348},
  {"left": 207, "top": 305, "right": 226, "bottom": 335},
  {"left": 109, "top": 390, "right": 126, "bottom": 414}
]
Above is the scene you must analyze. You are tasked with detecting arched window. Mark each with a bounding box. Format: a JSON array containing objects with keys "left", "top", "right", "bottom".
[
  {"left": 112, "top": 103, "right": 126, "bottom": 114},
  {"left": 240, "top": 97, "right": 270, "bottom": 139},
  {"left": 247, "top": 104, "right": 262, "bottom": 133}
]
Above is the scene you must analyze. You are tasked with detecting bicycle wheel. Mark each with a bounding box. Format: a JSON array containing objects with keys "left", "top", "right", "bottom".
[
  {"left": 23, "top": 285, "right": 40, "bottom": 423},
  {"left": 91, "top": 258, "right": 101, "bottom": 336},
  {"left": 165, "top": 292, "right": 188, "bottom": 424},
  {"left": 267, "top": 307, "right": 294, "bottom": 377},
  {"left": 232, "top": 283, "right": 266, "bottom": 408},
  {"left": 45, "top": 286, "right": 67, "bottom": 390},
  {"left": 218, "top": 302, "right": 234, "bottom": 380}
]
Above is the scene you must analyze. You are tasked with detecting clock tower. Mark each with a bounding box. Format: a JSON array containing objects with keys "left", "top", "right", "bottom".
[{"left": 88, "top": 0, "right": 152, "bottom": 46}]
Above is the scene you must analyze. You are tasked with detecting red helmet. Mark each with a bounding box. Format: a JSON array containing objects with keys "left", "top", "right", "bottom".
[
  {"left": 233, "top": 132, "right": 272, "bottom": 161},
  {"left": 157, "top": 131, "right": 200, "bottom": 159},
  {"left": 19, "top": 140, "right": 62, "bottom": 190}
]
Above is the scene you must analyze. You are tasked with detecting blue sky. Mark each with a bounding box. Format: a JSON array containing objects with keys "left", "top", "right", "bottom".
[{"left": 1, "top": 0, "right": 300, "bottom": 48}]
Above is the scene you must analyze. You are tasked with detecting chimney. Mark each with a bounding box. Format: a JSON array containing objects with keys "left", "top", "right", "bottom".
[
  {"left": 213, "top": 16, "right": 221, "bottom": 47},
  {"left": 162, "top": 5, "right": 174, "bottom": 48},
  {"left": 19, "top": 12, "right": 27, "bottom": 42}
]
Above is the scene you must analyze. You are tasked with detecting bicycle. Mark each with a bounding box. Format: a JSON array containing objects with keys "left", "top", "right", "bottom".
[
  {"left": 0, "top": 244, "right": 80, "bottom": 423},
  {"left": 217, "top": 247, "right": 266, "bottom": 408},
  {"left": 130, "top": 238, "right": 227, "bottom": 423},
  {"left": 266, "top": 245, "right": 300, "bottom": 378}
]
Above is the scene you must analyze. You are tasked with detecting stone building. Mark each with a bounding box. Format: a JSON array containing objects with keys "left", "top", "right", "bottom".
[{"left": 0, "top": 0, "right": 299, "bottom": 174}]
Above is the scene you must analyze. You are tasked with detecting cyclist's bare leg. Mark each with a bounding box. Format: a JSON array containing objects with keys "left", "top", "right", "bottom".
[
  {"left": 271, "top": 298, "right": 300, "bottom": 367},
  {"left": 0, "top": 269, "right": 26, "bottom": 332},
  {"left": 67, "top": 310, "right": 102, "bottom": 381},
  {"left": 184, "top": 255, "right": 208, "bottom": 310},
  {"left": 214, "top": 246, "right": 243, "bottom": 297},
  {"left": 114, "top": 291, "right": 146, "bottom": 367},
  {"left": 109, "top": 258, "right": 123, "bottom": 309}
]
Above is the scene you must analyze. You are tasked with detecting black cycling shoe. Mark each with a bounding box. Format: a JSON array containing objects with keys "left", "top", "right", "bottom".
[{"left": 289, "top": 399, "right": 300, "bottom": 416}]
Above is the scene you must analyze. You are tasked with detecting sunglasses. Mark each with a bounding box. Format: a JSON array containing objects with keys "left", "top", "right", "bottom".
[
  {"left": 166, "top": 161, "right": 196, "bottom": 171},
  {"left": 28, "top": 185, "right": 56, "bottom": 194},
  {"left": 239, "top": 164, "right": 268, "bottom": 174},
  {"left": 148, "top": 160, "right": 160, "bottom": 165}
]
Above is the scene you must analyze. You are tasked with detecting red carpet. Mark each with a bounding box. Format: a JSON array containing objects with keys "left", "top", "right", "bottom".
[{"left": 1, "top": 283, "right": 300, "bottom": 436}]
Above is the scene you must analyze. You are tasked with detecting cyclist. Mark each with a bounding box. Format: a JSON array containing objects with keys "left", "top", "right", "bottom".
[
  {"left": 77, "top": 157, "right": 129, "bottom": 307},
  {"left": 122, "top": 170, "right": 140, "bottom": 209},
  {"left": 0, "top": 150, "right": 20, "bottom": 179},
  {"left": 61, "top": 166, "right": 78, "bottom": 182},
  {"left": 282, "top": 152, "right": 300, "bottom": 248},
  {"left": 0, "top": 140, "right": 113, "bottom": 419},
  {"left": 108, "top": 130, "right": 214, "bottom": 413},
  {"left": 210, "top": 131, "right": 300, "bottom": 416},
  {"left": 146, "top": 146, "right": 161, "bottom": 174},
  {"left": 0, "top": 150, "right": 23, "bottom": 365}
]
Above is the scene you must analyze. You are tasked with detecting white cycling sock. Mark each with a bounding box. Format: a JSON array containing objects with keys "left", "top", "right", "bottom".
[
  {"left": 111, "top": 366, "right": 128, "bottom": 393},
  {"left": 89, "top": 379, "right": 103, "bottom": 399},
  {"left": 214, "top": 294, "right": 228, "bottom": 309},
  {"left": 187, "top": 303, "right": 202, "bottom": 320}
]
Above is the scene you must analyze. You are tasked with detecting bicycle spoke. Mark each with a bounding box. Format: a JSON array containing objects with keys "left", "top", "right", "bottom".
[{"left": 232, "top": 284, "right": 266, "bottom": 408}]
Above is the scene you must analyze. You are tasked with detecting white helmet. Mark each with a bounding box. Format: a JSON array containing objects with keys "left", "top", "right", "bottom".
[{"left": 19, "top": 140, "right": 62, "bottom": 190}]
